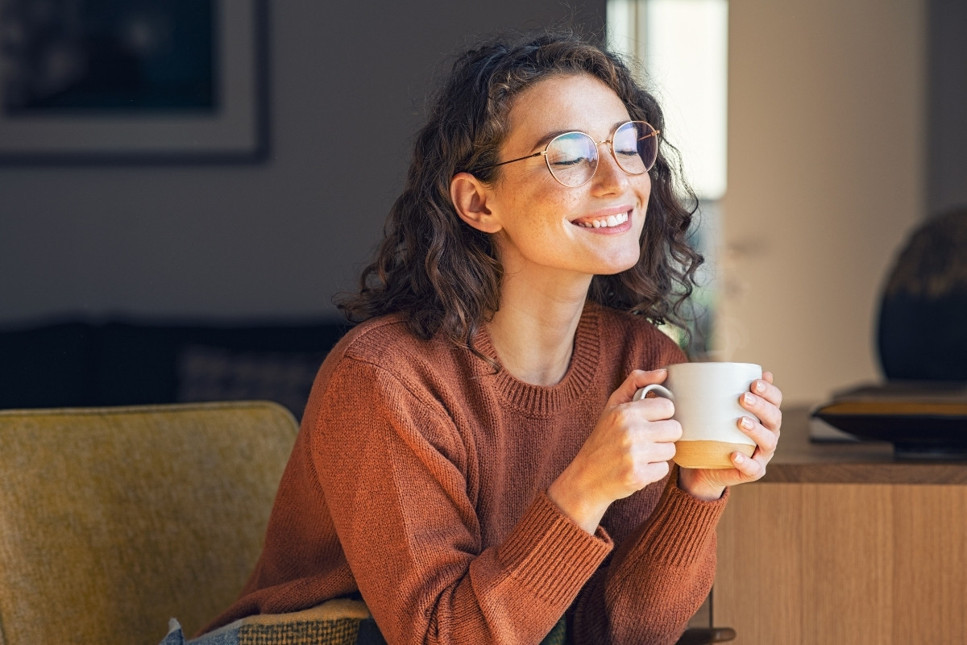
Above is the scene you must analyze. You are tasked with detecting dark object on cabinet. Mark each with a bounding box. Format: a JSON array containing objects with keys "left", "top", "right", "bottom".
[{"left": 877, "top": 208, "right": 967, "bottom": 381}]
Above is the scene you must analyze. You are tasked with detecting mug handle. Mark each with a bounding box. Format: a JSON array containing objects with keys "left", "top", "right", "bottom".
[{"left": 633, "top": 384, "right": 674, "bottom": 401}]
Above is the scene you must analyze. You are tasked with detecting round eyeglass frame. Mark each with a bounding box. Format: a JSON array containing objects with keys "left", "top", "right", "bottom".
[{"left": 480, "top": 120, "right": 660, "bottom": 188}]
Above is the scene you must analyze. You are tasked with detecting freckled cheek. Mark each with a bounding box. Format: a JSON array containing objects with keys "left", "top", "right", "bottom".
[
  {"left": 516, "top": 192, "right": 580, "bottom": 231},
  {"left": 540, "top": 191, "right": 584, "bottom": 221},
  {"left": 498, "top": 176, "right": 587, "bottom": 232}
]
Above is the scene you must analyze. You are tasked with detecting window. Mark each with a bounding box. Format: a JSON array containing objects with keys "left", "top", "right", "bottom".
[{"left": 607, "top": 0, "right": 728, "bottom": 357}]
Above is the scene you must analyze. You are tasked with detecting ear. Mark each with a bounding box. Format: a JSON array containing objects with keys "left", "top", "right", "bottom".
[{"left": 450, "top": 172, "right": 502, "bottom": 234}]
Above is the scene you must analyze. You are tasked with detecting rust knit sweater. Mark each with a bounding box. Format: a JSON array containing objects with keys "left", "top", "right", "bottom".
[{"left": 203, "top": 302, "right": 728, "bottom": 644}]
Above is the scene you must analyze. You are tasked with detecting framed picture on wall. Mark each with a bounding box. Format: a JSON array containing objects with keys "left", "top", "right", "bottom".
[{"left": 0, "top": 0, "right": 268, "bottom": 163}]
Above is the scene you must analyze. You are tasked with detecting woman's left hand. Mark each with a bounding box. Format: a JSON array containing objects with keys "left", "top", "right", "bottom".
[{"left": 677, "top": 371, "right": 783, "bottom": 501}]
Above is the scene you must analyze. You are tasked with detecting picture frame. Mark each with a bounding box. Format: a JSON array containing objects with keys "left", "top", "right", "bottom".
[{"left": 0, "top": 0, "right": 268, "bottom": 164}]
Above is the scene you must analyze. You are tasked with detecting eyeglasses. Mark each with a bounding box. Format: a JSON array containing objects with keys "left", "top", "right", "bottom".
[{"left": 482, "top": 120, "right": 660, "bottom": 188}]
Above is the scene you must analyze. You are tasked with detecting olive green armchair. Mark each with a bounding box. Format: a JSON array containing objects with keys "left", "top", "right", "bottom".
[{"left": 0, "top": 401, "right": 298, "bottom": 644}]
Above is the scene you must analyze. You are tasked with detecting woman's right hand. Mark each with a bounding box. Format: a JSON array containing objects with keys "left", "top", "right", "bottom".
[{"left": 547, "top": 369, "right": 682, "bottom": 534}]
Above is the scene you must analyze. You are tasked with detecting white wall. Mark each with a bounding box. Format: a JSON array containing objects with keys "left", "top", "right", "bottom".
[
  {"left": 0, "top": 1, "right": 605, "bottom": 324},
  {"left": 716, "top": 0, "right": 927, "bottom": 404}
]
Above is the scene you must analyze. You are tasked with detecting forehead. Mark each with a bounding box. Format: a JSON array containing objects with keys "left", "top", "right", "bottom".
[{"left": 504, "top": 73, "right": 632, "bottom": 142}]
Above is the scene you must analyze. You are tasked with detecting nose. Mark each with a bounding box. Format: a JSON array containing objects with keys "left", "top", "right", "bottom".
[{"left": 590, "top": 141, "right": 630, "bottom": 194}]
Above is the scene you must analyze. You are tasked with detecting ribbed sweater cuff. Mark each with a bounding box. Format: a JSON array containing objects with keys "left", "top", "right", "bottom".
[
  {"left": 496, "top": 492, "right": 613, "bottom": 607},
  {"left": 636, "top": 478, "right": 728, "bottom": 567}
]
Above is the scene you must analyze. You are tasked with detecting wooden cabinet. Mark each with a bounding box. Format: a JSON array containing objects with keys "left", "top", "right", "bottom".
[{"left": 713, "top": 409, "right": 967, "bottom": 644}]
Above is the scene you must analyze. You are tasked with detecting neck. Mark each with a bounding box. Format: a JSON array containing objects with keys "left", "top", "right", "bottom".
[{"left": 486, "top": 273, "right": 592, "bottom": 386}]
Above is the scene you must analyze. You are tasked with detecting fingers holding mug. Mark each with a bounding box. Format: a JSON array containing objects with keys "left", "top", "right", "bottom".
[{"left": 738, "top": 374, "right": 783, "bottom": 454}]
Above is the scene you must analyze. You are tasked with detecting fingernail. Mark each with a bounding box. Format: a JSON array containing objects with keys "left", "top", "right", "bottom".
[
  {"left": 754, "top": 380, "right": 766, "bottom": 393},
  {"left": 744, "top": 392, "right": 756, "bottom": 405},
  {"left": 733, "top": 452, "right": 746, "bottom": 464},
  {"left": 740, "top": 417, "right": 754, "bottom": 430}
]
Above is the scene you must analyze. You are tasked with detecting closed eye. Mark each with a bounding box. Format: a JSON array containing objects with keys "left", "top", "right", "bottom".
[{"left": 550, "top": 157, "right": 588, "bottom": 167}]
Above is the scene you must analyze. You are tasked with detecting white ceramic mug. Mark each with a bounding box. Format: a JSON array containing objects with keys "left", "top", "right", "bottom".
[{"left": 634, "top": 362, "right": 762, "bottom": 469}]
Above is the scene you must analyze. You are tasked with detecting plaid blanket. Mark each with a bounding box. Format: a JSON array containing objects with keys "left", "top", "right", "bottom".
[{"left": 161, "top": 598, "right": 567, "bottom": 645}]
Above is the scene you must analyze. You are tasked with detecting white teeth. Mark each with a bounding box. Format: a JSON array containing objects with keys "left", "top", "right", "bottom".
[{"left": 578, "top": 212, "right": 629, "bottom": 228}]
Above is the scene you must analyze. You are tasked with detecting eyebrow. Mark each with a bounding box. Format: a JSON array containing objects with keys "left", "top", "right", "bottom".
[{"left": 527, "top": 120, "right": 629, "bottom": 152}]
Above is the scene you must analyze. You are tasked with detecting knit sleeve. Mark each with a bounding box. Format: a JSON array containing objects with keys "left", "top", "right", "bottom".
[
  {"left": 310, "top": 356, "right": 613, "bottom": 645},
  {"left": 568, "top": 468, "right": 728, "bottom": 644}
]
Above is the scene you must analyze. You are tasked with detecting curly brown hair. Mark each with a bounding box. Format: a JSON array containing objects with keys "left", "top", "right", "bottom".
[{"left": 337, "top": 30, "right": 703, "bottom": 348}]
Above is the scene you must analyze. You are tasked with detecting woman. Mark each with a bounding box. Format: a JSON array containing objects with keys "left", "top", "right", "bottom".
[{"left": 201, "top": 32, "right": 782, "bottom": 644}]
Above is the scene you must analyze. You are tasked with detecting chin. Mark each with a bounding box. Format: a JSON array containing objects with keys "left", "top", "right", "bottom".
[{"left": 600, "top": 252, "right": 642, "bottom": 275}]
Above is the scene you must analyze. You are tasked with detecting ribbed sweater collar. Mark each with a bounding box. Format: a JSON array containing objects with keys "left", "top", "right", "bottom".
[{"left": 473, "top": 303, "right": 602, "bottom": 417}]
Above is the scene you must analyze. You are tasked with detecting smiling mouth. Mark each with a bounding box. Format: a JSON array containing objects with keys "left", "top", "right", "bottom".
[{"left": 573, "top": 211, "right": 630, "bottom": 229}]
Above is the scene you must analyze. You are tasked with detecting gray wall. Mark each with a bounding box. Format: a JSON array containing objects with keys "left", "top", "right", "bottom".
[
  {"left": 0, "top": 1, "right": 605, "bottom": 324},
  {"left": 928, "top": 0, "right": 967, "bottom": 217}
]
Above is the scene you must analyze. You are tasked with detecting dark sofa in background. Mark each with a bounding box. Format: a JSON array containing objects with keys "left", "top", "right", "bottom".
[{"left": 0, "top": 318, "right": 350, "bottom": 418}]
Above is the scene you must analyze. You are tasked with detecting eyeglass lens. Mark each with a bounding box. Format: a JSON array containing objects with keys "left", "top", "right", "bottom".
[{"left": 544, "top": 121, "right": 658, "bottom": 187}]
